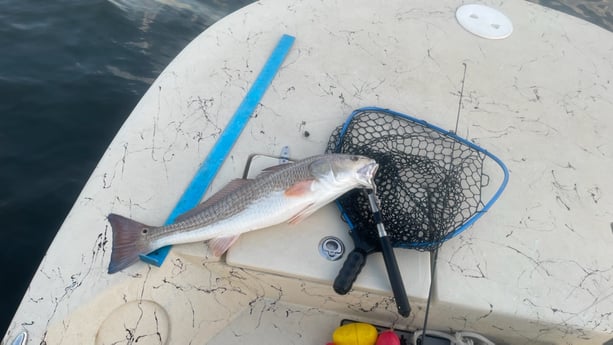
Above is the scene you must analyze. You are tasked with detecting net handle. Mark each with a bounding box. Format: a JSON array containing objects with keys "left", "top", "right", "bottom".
[
  {"left": 333, "top": 248, "right": 367, "bottom": 295},
  {"left": 366, "top": 189, "right": 411, "bottom": 317}
]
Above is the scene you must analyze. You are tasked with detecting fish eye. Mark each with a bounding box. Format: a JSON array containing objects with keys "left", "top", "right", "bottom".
[
  {"left": 350, "top": 156, "right": 359, "bottom": 161},
  {"left": 142, "top": 228, "right": 149, "bottom": 234}
]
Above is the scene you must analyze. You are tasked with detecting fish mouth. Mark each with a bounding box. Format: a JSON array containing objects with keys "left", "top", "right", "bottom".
[{"left": 358, "top": 161, "right": 379, "bottom": 189}]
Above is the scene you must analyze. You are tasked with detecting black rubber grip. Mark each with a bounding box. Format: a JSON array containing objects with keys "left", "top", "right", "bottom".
[
  {"left": 333, "top": 248, "right": 367, "bottom": 295},
  {"left": 379, "top": 235, "right": 411, "bottom": 317}
]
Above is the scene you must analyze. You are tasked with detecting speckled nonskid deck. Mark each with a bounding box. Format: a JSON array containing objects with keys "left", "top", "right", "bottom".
[{"left": 4, "top": 0, "right": 613, "bottom": 344}]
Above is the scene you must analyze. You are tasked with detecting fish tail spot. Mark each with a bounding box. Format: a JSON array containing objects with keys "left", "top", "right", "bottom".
[{"left": 107, "top": 213, "right": 151, "bottom": 274}]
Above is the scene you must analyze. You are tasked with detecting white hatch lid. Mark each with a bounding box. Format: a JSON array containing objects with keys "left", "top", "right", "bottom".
[{"left": 456, "top": 4, "right": 513, "bottom": 39}]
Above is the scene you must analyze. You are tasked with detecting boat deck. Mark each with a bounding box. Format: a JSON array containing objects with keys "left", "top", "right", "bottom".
[{"left": 3, "top": 0, "right": 613, "bottom": 344}]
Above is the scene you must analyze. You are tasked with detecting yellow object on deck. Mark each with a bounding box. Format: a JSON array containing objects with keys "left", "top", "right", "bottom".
[{"left": 332, "top": 323, "right": 378, "bottom": 345}]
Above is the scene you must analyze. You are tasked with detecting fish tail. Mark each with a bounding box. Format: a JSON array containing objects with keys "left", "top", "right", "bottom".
[{"left": 107, "top": 213, "right": 152, "bottom": 274}]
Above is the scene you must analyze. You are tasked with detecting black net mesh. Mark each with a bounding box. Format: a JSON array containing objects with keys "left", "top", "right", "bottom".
[{"left": 326, "top": 109, "right": 488, "bottom": 251}]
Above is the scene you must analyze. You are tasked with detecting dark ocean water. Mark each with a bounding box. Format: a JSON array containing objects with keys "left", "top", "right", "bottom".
[
  {"left": 0, "top": 0, "right": 255, "bottom": 338},
  {"left": 0, "top": 0, "right": 611, "bottom": 339}
]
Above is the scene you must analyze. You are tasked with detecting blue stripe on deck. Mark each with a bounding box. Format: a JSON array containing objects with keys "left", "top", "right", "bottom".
[{"left": 140, "top": 34, "right": 296, "bottom": 267}]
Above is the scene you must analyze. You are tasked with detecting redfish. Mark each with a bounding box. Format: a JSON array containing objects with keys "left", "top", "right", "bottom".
[{"left": 107, "top": 154, "right": 378, "bottom": 273}]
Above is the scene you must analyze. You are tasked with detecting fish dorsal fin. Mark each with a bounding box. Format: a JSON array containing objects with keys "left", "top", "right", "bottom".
[
  {"left": 255, "top": 162, "right": 294, "bottom": 178},
  {"left": 174, "top": 179, "right": 252, "bottom": 223},
  {"left": 208, "top": 235, "right": 241, "bottom": 256}
]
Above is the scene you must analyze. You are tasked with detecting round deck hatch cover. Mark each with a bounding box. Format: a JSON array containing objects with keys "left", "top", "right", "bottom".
[{"left": 456, "top": 4, "right": 513, "bottom": 39}]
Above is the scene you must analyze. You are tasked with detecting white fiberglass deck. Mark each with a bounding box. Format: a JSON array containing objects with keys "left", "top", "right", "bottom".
[{"left": 3, "top": 0, "right": 613, "bottom": 345}]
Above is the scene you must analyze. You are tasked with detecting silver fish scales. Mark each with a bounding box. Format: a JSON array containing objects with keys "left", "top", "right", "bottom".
[{"left": 107, "top": 154, "right": 378, "bottom": 274}]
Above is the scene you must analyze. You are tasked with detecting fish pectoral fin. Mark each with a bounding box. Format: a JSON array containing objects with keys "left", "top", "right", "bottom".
[
  {"left": 284, "top": 179, "right": 314, "bottom": 197},
  {"left": 287, "top": 203, "right": 319, "bottom": 225},
  {"left": 208, "top": 235, "right": 241, "bottom": 257}
]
